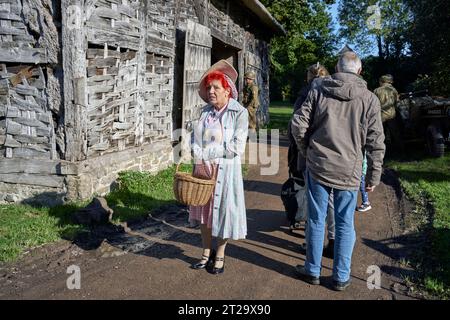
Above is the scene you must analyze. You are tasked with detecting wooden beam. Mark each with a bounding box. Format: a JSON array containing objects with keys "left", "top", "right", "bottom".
[{"left": 61, "top": 0, "right": 88, "bottom": 162}]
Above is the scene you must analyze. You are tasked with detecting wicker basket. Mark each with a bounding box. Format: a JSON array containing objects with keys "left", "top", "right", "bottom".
[{"left": 173, "top": 163, "right": 216, "bottom": 206}]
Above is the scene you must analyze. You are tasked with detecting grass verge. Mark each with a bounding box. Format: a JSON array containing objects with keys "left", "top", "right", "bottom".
[
  {"left": 1, "top": 163, "right": 250, "bottom": 263},
  {"left": 387, "top": 150, "right": 450, "bottom": 299},
  {"left": 0, "top": 203, "right": 87, "bottom": 263}
]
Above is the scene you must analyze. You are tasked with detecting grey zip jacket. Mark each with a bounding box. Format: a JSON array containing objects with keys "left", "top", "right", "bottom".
[{"left": 290, "top": 72, "right": 385, "bottom": 190}]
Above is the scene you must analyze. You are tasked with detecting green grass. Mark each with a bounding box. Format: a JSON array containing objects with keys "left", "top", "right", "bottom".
[
  {"left": 107, "top": 163, "right": 249, "bottom": 222},
  {"left": 0, "top": 161, "right": 249, "bottom": 263},
  {"left": 265, "top": 101, "right": 293, "bottom": 133},
  {"left": 387, "top": 151, "right": 450, "bottom": 298},
  {"left": 106, "top": 164, "right": 192, "bottom": 222},
  {"left": 0, "top": 203, "right": 86, "bottom": 263}
]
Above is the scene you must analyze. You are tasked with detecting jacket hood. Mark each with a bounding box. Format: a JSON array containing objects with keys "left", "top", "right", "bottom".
[{"left": 321, "top": 72, "right": 368, "bottom": 101}]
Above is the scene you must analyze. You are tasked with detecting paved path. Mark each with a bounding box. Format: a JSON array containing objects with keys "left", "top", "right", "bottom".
[{"left": 0, "top": 137, "right": 415, "bottom": 299}]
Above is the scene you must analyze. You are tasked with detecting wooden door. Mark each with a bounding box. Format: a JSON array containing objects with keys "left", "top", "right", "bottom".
[{"left": 181, "top": 20, "right": 212, "bottom": 158}]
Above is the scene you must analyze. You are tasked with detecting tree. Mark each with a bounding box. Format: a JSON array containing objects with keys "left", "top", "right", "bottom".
[
  {"left": 338, "top": 0, "right": 411, "bottom": 60},
  {"left": 260, "top": 0, "right": 336, "bottom": 101},
  {"left": 405, "top": 0, "right": 450, "bottom": 95}
]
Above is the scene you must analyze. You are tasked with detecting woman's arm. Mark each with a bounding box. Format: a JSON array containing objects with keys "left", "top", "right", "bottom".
[{"left": 202, "top": 108, "right": 249, "bottom": 160}]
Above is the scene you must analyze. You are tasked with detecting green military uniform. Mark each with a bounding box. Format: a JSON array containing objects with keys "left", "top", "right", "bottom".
[
  {"left": 374, "top": 76, "right": 399, "bottom": 122},
  {"left": 243, "top": 71, "right": 259, "bottom": 130},
  {"left": 374, "top": 74, "right": 402, "bottom": 152}
]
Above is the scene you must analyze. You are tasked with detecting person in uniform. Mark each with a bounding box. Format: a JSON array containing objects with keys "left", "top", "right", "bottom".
[
  {"left": 374, "top": 74, "right": 402, "bottom": 153},
  {"left": 243, "top": 71, "right": 260, "bottom": 130}
]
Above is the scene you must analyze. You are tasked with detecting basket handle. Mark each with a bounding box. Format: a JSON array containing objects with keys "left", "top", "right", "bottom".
[
  {"left": 181, "top": 161, "right": 217, "bottom": 181},
  {"left": 210, "top": 163, "right": 217, "bottom": 181}
]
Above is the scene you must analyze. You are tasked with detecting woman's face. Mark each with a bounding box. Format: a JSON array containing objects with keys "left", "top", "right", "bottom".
[{"left": 206, "top": 79, "right": 230, "bottom": 108}]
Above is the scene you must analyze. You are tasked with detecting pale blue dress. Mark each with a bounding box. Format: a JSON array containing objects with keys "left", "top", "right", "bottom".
[{"left": 191, "top": 98, "right": 249, "bottom": 240}]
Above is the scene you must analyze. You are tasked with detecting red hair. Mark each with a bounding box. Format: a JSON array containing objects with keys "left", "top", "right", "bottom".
[{"left": 205, "top": 71, "right": 230, "bottom": 90}]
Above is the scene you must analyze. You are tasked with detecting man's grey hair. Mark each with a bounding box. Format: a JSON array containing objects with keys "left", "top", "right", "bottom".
[{"left": 336, "top": 51, "right": 362, "bottom": 74}]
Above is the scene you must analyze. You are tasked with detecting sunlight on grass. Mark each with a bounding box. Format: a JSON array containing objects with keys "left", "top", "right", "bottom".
[
  {"left": 265, "top": 101, "right": 293, "bottom": 133},
  {"left": 0, "top": 204, "right": 85, "bottom": 262},
  {"left": 387, "top": 152, "right": 450, "bottom": 298}
]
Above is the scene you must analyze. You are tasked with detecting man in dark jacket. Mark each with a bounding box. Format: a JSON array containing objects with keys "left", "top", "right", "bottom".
[{"left": 290, "top": 51, "right": 385, "bottom": 291}]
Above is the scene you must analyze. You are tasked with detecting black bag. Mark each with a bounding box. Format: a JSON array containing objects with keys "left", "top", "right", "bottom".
[{"left": 281, "top": 177, "right": 303, "bottom": 225}]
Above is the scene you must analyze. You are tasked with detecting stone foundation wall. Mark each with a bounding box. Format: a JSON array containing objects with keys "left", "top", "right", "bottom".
[{"left": 0, "top": 141, "right": 173, "bottom": 205}]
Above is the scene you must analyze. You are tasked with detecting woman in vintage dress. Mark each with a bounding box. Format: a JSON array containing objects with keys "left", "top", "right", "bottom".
[{"left": 189, "top": 60, "right": 249, "bottom": 275}]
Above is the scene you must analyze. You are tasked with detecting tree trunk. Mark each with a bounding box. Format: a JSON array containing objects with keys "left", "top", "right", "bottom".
[{"left": 377, "top": 35, "right": 384, "bottom": 60}]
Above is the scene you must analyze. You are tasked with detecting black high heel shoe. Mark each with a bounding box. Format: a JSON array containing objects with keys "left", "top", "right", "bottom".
[
  {"left": 191, "top": 249, "right": 216, "bottom": 270},
  {"left": 208, "top": 256, "right": 224, "bottom": 274}
]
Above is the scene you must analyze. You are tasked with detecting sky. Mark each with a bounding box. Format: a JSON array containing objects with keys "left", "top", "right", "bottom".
[{"left": 327, "top": 0, "right": 378, "bottom": 57}]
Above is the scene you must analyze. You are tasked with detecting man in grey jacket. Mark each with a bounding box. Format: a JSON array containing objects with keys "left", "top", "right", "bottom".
[{"left": 290, "top": 51, "right": 385, "bottom": 291}]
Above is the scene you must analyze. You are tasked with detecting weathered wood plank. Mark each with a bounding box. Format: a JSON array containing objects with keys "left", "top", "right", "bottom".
[
  {"left": 13, "top": 134, "right": 49, "bottom": 144},
  {"left": 5, "top": 119, "right": 22, "bottom": 135},
  {"left": 113, "top": 122, "right": 133, "bottom": 130},
  {"left": 0, "top": 158, "right": 78, "bottom": 175},
  {"left": 0, "top": 12, "right": 22, "bottom": 21},
  {"left": 6, "top": 106, "right": 19, "bottom": 117},
  {"left": 4, "top": 134, "right": 21, "bottom": 147},
  {"left": 87, "top": 85, "right": 113, "bottom": 94},
  {"left": 93, "top": 6, "right": 121, "bottom": 20},
  {"left": 0, "top": 26, "right": 25, "bottom": 36},
  {"left": 0, "top": 46, "right": 47, "bottom": 64},
  {"left": 13, "top": 84, "right": 39, "bottom": 96},
  {"left": 89, "top": 56, "right": 118, "bottom": 68},
  {"left": 117, "top": 4, "right": 136, "bottom": 18},
  {"left": 62, "top": 0, "right": 88, "bottom": 161},
  {"left": 12, "top": 146, "right": 50, "bottom": 159},
  {"left": 85, "top": 20, "right": 140, "bottom": 38},
  {"left": 10, "top": 96, "right": 40, "bottom": 111},
  {"left": 0, "top": 78, "right": 9, "bottom": 94},
  {"left": 86, "top": 28, "right": 140, "bottom": 51},
  {"left": 146, "top": 34, "right": 174, "bottom": 57},
  {"left": 87, "top": 48, "right": 121, "bottom": 59},
  {"left": 0, "top": 173, "right": 65, "bottom": 187},
  {"left": 13, "top": 116, "right": 47, "bottom": 128},
  {"left": 89, "top": 141, "right": 109, "bottom": 151}
]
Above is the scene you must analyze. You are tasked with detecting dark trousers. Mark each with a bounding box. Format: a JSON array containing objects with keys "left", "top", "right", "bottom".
[{"left": 383, "top": 117, "right": 403, "bottom": 154}]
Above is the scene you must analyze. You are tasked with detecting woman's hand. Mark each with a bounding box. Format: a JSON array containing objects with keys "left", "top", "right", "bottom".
[{"left": 202, "top": 144, "right": 224, "bottom": 160}]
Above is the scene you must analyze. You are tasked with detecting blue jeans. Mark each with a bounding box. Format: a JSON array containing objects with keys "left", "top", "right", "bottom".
[
  {"left": 304, "top": 171, "right": 357, "bottom": 282},
  {"left": 360, "top": 174, "right": 369, "bottom": 204},
  {"left": 304, "top": 191, "right": 335, "bottom": 241}
]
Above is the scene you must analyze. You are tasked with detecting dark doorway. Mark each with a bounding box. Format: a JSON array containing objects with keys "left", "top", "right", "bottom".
[
  {"left": 172, "top": 29, "right": 186, "bottom": 133},
  {"left": 211, "top": 36, "right": 240, "bottom": 90}
]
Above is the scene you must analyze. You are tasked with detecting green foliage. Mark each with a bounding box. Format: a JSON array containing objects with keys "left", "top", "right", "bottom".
[
  {"left": 405, "top": 0, "right": 450, "bottom": 96},
  {"left": 260, "top": 0, "right": 336, "bottom": 101},
  {"left": 0, "top": 203, "right": 85, "bottom": 262},
  {"left": 338, "top": 0, "right": 450, "bottom": 96},
  {"left": 387, "top": 151, "right": 450, "bottom": 298},
  {"left": 106, "top": 165, "right": 192, "bottom": 222},
  {"left": 264, "top": 101, "right": 293, "bottom": 134},
  {"left": 338, "top": 0, "right": 411, "bottom": 59}
]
